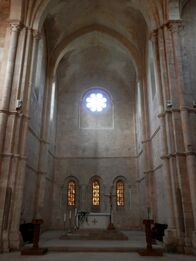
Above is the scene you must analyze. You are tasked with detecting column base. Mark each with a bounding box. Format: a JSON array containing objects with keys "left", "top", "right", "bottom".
[
  {"left": 164, "top": 229, "right": 196, "bottom": 254},
  {"left": 1, "top": 230, "right": 22, "bottom": 252},
  {"left": 8, "top": 230, "right": 23, "bottom": 251},
  {"left": 184, "top": 235, "right": 193, "bottom": 255},
  {"left": 192, "top": 231, "right": 196, "bottom": 255},
  {"left": 138, "top": 248, "right": 163, "bottom": 256},
  {"left": 21, "top": 247, "right": 48, "bottom": 255},
  {"left": 163, "top": 229, "right": 181, "bottom": 253}
]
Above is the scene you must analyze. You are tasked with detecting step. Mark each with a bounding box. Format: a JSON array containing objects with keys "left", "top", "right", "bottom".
[{"left": 47, "top": 245, "right": 148, "bottom": 252}]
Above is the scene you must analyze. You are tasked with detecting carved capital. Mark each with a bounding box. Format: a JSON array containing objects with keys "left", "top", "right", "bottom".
[
  {"left": 32, "top": 30, "right": 41, "bottom": 40},
  {"left": 166, "top": 20, "right": 184, "bottom": 34},
  {"left": 10, "top": 22, "right": 23, "bottom": 33},
  {"left": 150, "top": 30, "right": 158, "bottom": 42}
]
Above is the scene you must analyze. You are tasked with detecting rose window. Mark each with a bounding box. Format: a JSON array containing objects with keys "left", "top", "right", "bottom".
[{"left": 85, "top": 92, "right": 108, "bottom": 112}]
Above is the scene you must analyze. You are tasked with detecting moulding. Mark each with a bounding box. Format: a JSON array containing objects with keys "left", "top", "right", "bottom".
[
  {"left": 151, "top": 19, "right": 183, "bottom": 35},
  {"left": 54, "top": 155, "right": 140, "bottom": 160},
  {"left": 142, "top": 126, "right": 160, "bottom": 144},
  {"left": 161, "top": 151, "right": 196, "bottom": 159},
  {"left": 0, "top": 153, "right": 27, "bottom": 160},
  {"left": 0, "top": 110, "right": 30, "bottom": 119},
  {"left": 143, "top": 164, "right": 163, "bottom": 175},
  {"left": 158, "top": 106, "right": 196, "bottom": 118}
]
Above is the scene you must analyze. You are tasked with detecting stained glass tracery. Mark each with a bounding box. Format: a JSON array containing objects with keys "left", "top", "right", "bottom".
[
  {"left": 92, "top": 180, "right": 100, "bottom": 206},
  {"left": 116, "top": 181, "right": 124, "bottom": 206},
  {"left": 67, "top": 181, "right": 76, "bottom": 206}
]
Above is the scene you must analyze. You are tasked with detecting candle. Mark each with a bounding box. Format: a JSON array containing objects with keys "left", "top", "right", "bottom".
[
  {"left": 75, "top": 208, "right": 77, "bottom": 217},
  {"left": 69, "top": 210, "right": 72, "bottom": 219},
  {"left": 64, "top": 213, "right": 66, "bottom": 222}
]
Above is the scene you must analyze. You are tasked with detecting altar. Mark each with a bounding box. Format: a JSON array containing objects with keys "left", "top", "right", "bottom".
[{"left": 78, "top": 212, "right": 110, "bottom": 229}]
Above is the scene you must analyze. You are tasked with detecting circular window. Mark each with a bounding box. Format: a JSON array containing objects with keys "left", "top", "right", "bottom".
[{"left": 83, "top": 88, "right": 110, "bottom": 113}]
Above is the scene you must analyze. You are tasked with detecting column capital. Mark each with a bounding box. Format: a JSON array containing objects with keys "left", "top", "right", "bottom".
[
  {"left": 32, "top": 30, "right": 41, "bottom": 40},
  {"left": 9, "top": 21, "right": 23, "bottom": 33},
  {"left": 166, "top": 20, "right": 184, "bottom": 33},
  {"left": 153, "top": 19, "right": 184, "bottom": 34},
  {"left": 150, "top": 30, "right": 158, "bottom": 42}
]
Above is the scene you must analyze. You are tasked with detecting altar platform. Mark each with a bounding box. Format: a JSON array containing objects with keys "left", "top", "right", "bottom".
[
  {"left": 59, "top": 228, "right": 128, "bottom": 240},
  {"left": 34, "top": 230, "right": 164, "bottom": 253}
]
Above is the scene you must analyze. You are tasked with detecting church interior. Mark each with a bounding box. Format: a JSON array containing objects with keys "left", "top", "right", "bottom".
[{"left": 0, "top": 0, "right": 196, "bottom": 257}]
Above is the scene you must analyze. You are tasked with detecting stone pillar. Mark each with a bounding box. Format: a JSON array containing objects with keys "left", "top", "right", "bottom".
[
  {"left": 0, "top": 21, "right": 23, "bottom": 252},
  {"left": 34, "top": 74, "right": 51, "bottom": 223},
  {"left": 0, "top": 22, "right": 22, "bottom": 152},
  {"left": 34, "top": 142, "right": 49, "bottom": 220},
  {"left": 0, "top": 25, "right": 42, "bottom": 251},
  {"left": 151, "top": 20, "right": 195, "bottom": 253},
  {"left": 164, "top": 21, "right": 195, "bottom": 253},
  {"left": 8, "top": 29, "right": 42, "bottom": 251},
  {"left": 151, "top": 30, "right": 177, "bottom": 233},
  {"left": 139, "top": 78, "right": 156, "bottom": 221}
]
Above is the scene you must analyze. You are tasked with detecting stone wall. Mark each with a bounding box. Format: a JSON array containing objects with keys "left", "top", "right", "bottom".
[
  {"left": 181, "top": 0, "right": 196, "bottom": 150},
  {"left": 51, "top": 42, "right": 141, "bottom": 230}
]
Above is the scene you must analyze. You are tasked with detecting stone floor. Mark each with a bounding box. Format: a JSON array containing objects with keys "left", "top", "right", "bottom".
[
  {"left": 38, "top": 230, "right": 153, "bottom": 251},
  {"left": 0, "top": 230, "right": 195, "bottom": 260},
  {"left": 0, "top": 252, "right": 196, "bottom": 261}
]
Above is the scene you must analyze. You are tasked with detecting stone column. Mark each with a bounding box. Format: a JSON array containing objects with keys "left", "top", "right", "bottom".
[
  {"left": 164, "top": 21, "right": 195, "bottom": 253},
  {"left": 34, "top": 76, "right": 51, "bottom": 222},
  {"left": 0, "top": 26, "right": 42, "bottom": 251},
  {"left": 150, "top": 26, "right": 186, "bottom": 252},
  {"left": 0, "top": 22, "right": 22, "bottom": 152},
  {"left": 169, "top": 21, "right": 196, "bottom": 253},
  {"left": 8, "top": 29, "right": 41, "bottom": 251},
  {"left": 151, "top": 20, "right": 195, "bottom": 253},
  {"left": 0, "top": 21, "right": 23, "bottom": 252},
  {"left": 151, "top": 30, "right": 176, "bottom": 230},
  {"left": 139, "top": 78, "right": 156, "bottom": 220}
]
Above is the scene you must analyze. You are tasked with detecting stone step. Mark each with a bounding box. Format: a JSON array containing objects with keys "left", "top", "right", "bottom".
[
  {"left": 44, "top": 241, "right": 163, "bottom": 253},
  {"left": 59, "top": 229, "right": 128, "bottom": 240},
  {"left": 47, "top": 246, "right": 146, "bottom": 252}
]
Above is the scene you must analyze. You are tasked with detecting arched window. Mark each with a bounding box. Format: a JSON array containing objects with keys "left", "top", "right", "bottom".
[
  {"left": 116, "top": 180, "right": 124, "bottom": 207},
  {"left": 92, "top": 180, "right": 100, "bottom": 207},
  {"left": 67, "top": 181, "right": 76, "bottom": 206}
]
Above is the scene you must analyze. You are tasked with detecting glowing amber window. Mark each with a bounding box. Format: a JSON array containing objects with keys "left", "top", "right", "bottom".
[
  {"left": 67, "top": 181, "right": 76, "bottom": 206},
  {"left": 116, "top": 181, "right": 124, "bottom": 206},
  {"left": 92, "top": 180, "right": 100, "bottom": 206}
]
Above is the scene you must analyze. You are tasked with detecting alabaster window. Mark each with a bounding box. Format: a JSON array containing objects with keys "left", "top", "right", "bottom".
[
  {"left": 92, "top": 180, "right": 100, "bottom": 206},
  {"left": 116, "top": 181, "right": 125, "bottom": 207},
  {"left": 67, "top": 181, "right": 76, "bottom": 206}
]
